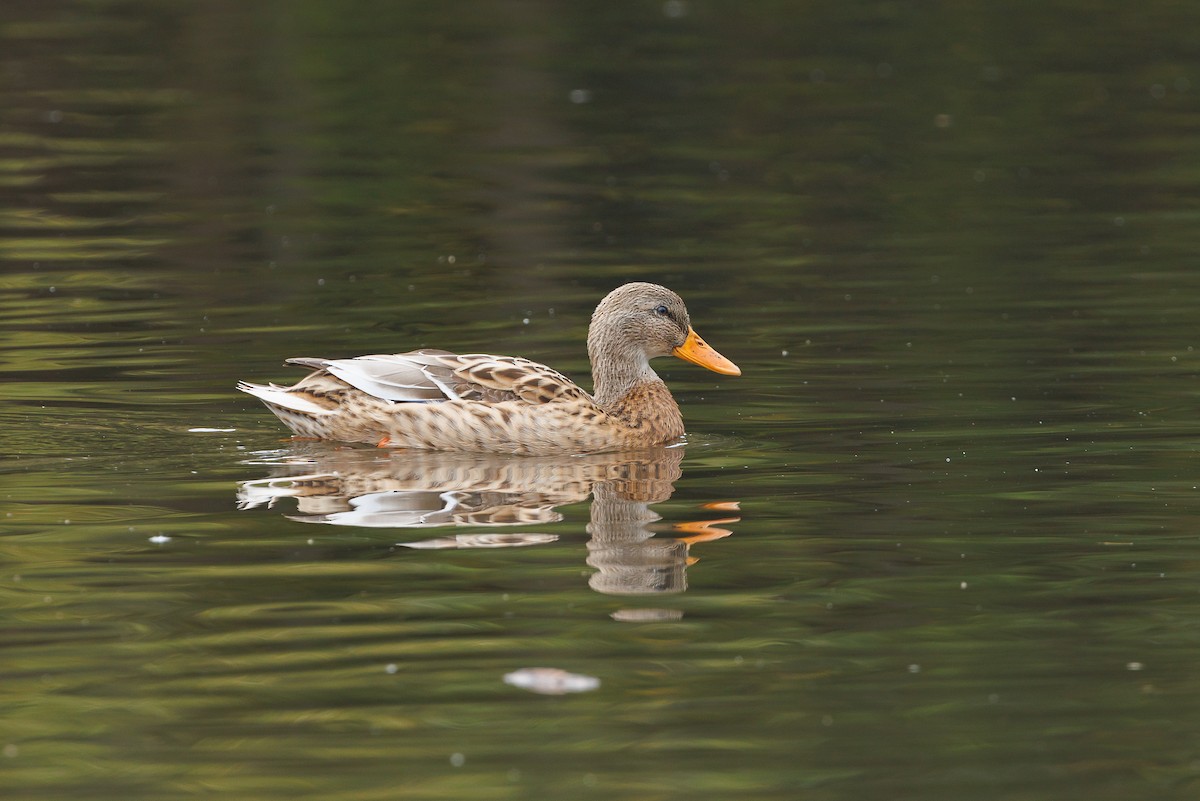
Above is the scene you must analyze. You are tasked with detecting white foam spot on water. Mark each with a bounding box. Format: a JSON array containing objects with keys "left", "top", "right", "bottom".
[{"left": 504, "top": 667, "right": 600, "bottom": 695}]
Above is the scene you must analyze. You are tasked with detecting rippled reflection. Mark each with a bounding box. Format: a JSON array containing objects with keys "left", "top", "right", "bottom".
[{"left": 238, "top": 444, "right": 738, "bottom": 596}]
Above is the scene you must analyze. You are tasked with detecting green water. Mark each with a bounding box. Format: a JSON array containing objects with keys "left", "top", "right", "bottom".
[{"left": 4, "top": 1, "right": 1200, "bottom": 799}]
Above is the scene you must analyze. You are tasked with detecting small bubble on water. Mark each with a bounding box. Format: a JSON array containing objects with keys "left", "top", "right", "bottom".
[
  {"left": 568, "top": 89, "right": 592, "bottom": 104},
  {"left": 663, "top": 0, "right": 688, "bottom": 18},
  {"left": 908, "top": 664, "right": 921, "bottom": 673},
  {"left": 1127, "top": 662, "right": 1144, "bottom": 671},
  {"left": 450, "top": 752, "right": 465, "bottom": 768},
  {"left": 385, "top": 663, "right": 398, "bottom": 674}
]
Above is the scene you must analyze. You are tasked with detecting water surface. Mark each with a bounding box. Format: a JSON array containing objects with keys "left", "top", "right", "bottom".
[{"left": 4, "top": 2, "right": 1200, "bottom": 799}]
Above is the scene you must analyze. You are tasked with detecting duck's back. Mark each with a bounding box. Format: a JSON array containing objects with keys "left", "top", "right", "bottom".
[{"left": 237, "top": 349, "right": 681, "bottom": 455}]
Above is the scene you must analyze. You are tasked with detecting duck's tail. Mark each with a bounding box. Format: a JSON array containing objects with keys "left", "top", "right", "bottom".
[{"left": 236, "top": 381, "right": 337, "bottom": 417}]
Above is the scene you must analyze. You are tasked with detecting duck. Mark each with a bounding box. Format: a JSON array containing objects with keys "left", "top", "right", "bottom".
[{"left": 237, "top": 282, "right": 740, "bottom": 455}]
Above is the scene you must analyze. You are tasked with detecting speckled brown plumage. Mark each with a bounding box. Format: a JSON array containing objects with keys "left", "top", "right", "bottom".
[{"left": 237, "top": 282, "right": 740, "bottom": 455}]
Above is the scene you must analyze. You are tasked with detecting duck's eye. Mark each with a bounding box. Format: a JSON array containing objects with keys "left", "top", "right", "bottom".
[{"left": 654, "top": 305, "right": 670, "bottom": 317}]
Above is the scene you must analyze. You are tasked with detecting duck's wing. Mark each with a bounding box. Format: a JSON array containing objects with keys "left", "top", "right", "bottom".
[
  {"left": 289, "top": 350, "right": 589, "bottom": 405},
  {"left": 286, "top": 349, "right": 465, "bottom": 402}
]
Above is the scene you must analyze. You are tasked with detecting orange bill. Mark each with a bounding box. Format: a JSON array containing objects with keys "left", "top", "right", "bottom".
[{"left": 672, "top": 327, "right": 741, "bottom": 376}]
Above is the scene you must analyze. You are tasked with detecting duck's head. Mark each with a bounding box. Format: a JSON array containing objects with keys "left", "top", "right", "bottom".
[{"left": 588, "top": 282, "right": 741, "bottom": 377}]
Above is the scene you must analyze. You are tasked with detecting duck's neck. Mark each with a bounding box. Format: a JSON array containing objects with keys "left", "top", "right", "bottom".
[
  {"left": 589, "top": 339, "right": 659, "bottom": 408},
  {"left": 588, "top": 341, "right": 684, "bottom": 439}
]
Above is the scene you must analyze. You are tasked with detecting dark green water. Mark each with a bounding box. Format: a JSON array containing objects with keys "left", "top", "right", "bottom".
[{"left": 4, "top": 2, "right": 1200, "bottom": 799}]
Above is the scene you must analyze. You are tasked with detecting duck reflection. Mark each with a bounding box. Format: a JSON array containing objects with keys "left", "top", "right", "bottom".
[{"left": 237, "top": 445, "right": 737, "bottom": 597}]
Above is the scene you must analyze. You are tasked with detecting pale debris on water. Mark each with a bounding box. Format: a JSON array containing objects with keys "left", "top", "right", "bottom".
[
  {"left": 611, "top": 608, "right": 684, "bottom": 622},
  {"left": 504, "top": 667, "right": 600, "bottom": 695},
  {"left": 188, "top": 428, "right": 237, "bottom": 433}
]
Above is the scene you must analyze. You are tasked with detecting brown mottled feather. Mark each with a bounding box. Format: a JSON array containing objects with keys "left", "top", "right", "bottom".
[{"left": 237, "top": 282, "right": 738, "bottom": 455}]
